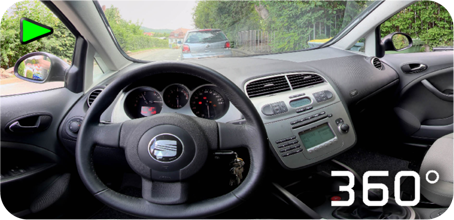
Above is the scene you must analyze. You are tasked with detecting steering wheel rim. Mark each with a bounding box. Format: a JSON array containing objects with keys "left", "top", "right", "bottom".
[{"left": 76, "top": 62, "right": 268, "bottom": 218}]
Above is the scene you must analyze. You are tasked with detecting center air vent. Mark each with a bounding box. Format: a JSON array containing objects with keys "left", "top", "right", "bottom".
[
  {"left": 87, "top": 88, "right": 103, "bottom": 107},
  {"left": 287, "top": 74, "right": 325, "bottom": 89},
  {"left": 246, "top": 76, "right": 290, "bottom": 98},
  {"left": 371, "top": 57, "right": 384, "bottom": 70}
]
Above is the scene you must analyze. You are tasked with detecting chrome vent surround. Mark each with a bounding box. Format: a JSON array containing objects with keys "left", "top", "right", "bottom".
[
  {"left": 287, "top": 73, "right": 325, "bottom": 89},
  {"left": 246, "top": 75, "right": 290, "bottom": 98},
  {"left": 87, "top": 88, "right": 104, "bottom": 107},
  {"left": 371, "top": 57, "right": 384, "bottom": 70},
  {"left": 245, "top": 73, "right": 325, "bottom": 98}
]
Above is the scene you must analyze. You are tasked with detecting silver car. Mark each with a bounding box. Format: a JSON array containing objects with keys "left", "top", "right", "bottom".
[{"left": 181, "top": 29, "right": 233, "bottom": 60}]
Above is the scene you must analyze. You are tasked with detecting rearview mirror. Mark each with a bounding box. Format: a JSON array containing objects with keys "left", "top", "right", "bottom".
[
  {"left": 377, "top": 32, "right": 413, "bottom": 58},
  {"left": 14, "top": 52, "right": 69, "bottom": 83}
]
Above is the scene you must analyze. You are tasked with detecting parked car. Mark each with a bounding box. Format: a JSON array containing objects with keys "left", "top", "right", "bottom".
[{"left": 181, "top": 29, "right": 232, "bottom": 60}]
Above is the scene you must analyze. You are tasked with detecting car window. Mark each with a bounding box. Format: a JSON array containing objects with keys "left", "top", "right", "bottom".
[
  {"left": 0, "top": 0, "right": 75, "bottom": 96},
  {"left": 97, "top": 0, "right": 378, "bottom": 61},
  {"left": 381, "top": 1, "right": 453, "bottom": 54},
  {"left": 185, "top": 31, "right": 228, "bottom": 43}
]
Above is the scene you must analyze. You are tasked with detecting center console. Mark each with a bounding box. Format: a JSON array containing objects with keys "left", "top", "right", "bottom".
[{"left": 245, "top": 72, "right": 356, "bottom": 169}]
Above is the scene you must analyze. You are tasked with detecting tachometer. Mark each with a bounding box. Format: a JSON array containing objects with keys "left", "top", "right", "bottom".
[
  {"left": 190, "top": 86, "right": 229, "bottom": 119},
  {"left": 163, "top": 84, "right": 189, "bottom": 109},
  {"left": 124, "top": 87, "right": 163, "bottom": 118}
]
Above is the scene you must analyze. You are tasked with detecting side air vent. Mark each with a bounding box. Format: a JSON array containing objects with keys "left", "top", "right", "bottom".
[
  {"left": 371, "top": 57, "right": 384, "bottom": 70},
  {"left": 246, "top": 76, "right": 290, "bottom": 98},
  {"left": 87, "top": 89, "right": 103, "bottom": 107},
  {"left": 287, "top": 74, "right": 325, "bottom": 89}
]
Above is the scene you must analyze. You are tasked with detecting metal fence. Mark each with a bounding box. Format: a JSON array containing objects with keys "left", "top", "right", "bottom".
[
  {"left": 233, "top": 15, "right": 347, "bottom": 53},
  {"left": 235, "top": 30, "right": 276, "bottom": 53}
]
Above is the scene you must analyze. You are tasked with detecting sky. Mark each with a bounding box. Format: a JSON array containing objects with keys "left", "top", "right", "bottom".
[{"left": 98, "top": 0, "right": 198, "bottom": 30}]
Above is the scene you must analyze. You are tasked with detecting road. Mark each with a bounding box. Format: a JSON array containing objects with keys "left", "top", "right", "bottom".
[
  {"left": 0, "top": 49, "right": 181, "bottom": 96},
  {"left": 129, "top": 48, "right": 181, "bottom": 61}
]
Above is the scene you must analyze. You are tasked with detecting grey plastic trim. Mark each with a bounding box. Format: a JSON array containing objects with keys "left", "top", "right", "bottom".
[
  {"left": 421, "top": 79, "right": 453, "bottom": 102},
  {"left": 86, "top": 88, "right": 104, "bottom": 107}
]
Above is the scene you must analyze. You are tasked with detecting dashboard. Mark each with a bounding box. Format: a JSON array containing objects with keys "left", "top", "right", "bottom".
[{"left": 58, "top": 47, "right": 399, "bottom": 170}]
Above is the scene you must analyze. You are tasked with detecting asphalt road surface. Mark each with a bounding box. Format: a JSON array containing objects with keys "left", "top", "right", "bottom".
[{"left": 129, "top": 48, "right": 181, "bottom": 61}]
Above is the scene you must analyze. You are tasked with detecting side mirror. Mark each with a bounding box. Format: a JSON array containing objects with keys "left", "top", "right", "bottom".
[
  {"left": 14, "top": 52, "right": 69, "bottom": 83},
  {"left": 377, "top": 32, "right": 413, "bottom": 58}
]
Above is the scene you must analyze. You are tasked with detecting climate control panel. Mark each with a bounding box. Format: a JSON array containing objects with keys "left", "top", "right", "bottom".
[{"left": 247, "top": 72, "right": 356, "bottom": 169}]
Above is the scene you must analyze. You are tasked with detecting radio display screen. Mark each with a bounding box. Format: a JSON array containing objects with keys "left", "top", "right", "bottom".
[
  {"left": 299, "top": 123, "right": 335, "bottom": 149},
  {"left": 290, "top": 97, "right": 311, "bottom": 108}
]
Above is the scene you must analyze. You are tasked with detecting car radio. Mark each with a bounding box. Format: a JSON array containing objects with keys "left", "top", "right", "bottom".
[{"left": 246, "top": 72, "right": 356, "bottom": 169}]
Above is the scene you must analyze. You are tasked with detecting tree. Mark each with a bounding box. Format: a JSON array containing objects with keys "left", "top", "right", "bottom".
[
  {"left": 103, "top": 5, "right": 168, "bottom": 52},
  {"left": 380, "top": 1, "right": 453, "bottom": 51},
  {"left": 192, "top": 0, "right": 370, "bottom": 52},
  {"left": 1, "top": 0, "right": 75, "bottom": 69}
]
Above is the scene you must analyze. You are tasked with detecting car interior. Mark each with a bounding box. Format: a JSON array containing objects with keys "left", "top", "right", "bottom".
[{"left": 0, "top": 0, "right": 453, "bottom": 219}]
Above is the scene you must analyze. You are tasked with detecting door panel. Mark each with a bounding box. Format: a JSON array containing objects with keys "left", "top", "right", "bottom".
[
  {"left": 1, "top": 88, "right": 82, "bottom": 216},
  {"left": 382, "top": 52, "right": 453, "bottom": 141}
]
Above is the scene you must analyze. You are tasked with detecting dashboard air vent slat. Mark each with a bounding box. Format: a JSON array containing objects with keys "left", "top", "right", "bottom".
[
  {"left": 287, "top": 74, "right": 325, "bottom": 89},
  {"left": 372, "top": 58, "right": 384, "bottom": 70},
  {"left": 246, "top": 76, "right": 290, "bottom": 98},
  {"left": 87, "top": 89, "right": 103, "bottom": 107}
]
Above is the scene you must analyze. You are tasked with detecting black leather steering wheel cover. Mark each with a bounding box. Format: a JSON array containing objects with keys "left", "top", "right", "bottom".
[{"left": 76, "top": 62, "right": 267, "bottom": 218}]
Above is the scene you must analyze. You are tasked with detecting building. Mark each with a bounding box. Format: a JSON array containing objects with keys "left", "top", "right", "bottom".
[
  {"left": 143, "top": 32, "right": 154, "bottom": 36},
  {"left": 168, "top": 28, "right": 190, "bottom": 47}
]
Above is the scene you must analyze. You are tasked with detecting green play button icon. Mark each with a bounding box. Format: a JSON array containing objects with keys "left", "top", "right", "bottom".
[{"left": 20, "top": 18, "right": 53, "bottom": 44}]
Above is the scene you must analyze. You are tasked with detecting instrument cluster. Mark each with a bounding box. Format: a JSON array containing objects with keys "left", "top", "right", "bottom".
[{"left": 124, "top": 83, "right": 229, "bottom": 120}]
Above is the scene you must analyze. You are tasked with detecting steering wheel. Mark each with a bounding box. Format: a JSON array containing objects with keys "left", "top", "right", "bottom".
[{"left": 76, "top": 62, "right": 268, "bottom": 218}]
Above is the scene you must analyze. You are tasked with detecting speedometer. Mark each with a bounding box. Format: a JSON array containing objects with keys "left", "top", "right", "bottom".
[
  {"left": 124, "top": 87, "right": 163, "bottom": 118},
  {"left": 190, "top": 86, "right": 229, "bottom": 119}
]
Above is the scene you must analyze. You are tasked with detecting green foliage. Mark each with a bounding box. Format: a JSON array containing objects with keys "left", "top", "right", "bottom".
[
  {"left": 17, "top": 61, "right": 24, "bottom": 76},
  {"left": 1, "top": 0, "right": 75, "bottom": 69},
  {"left": 26, "top": 69, "right": 32, "bottom": 78},
  {"left": 193, "top": 0, "right": 261, "bottom": 41},
  {"left": 380, "top": 1, "right": 453, "bottom": 50},
  {"left": 104, "top": 6, "right": 168, "bottom": 52},
  {"left": 192, "top": 0, "right": 370, "bottom": 53}
]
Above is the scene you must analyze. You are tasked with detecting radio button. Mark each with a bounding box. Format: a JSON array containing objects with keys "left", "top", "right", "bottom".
[
  {"left": 279, "top": 102, "right": 288, "bottom": 112},
  {"left": 261, "top": 104, "right": 274, "bottom": 116},
  {"left": 325, "top": 91, "right": 333, "bottom": 99}
]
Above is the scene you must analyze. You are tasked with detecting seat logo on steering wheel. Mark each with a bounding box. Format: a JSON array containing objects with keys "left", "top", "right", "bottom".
[{"left": 148, "top": 133, "right": 184, "bottom": 163}]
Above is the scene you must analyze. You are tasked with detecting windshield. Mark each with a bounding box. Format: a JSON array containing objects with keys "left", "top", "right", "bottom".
[{"left": 97, "top": 0, "right": 377, "bottom": 62}]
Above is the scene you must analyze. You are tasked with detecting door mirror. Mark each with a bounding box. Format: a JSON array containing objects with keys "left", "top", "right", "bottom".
[
  {"left": 377, "top": 32, "right": 413, "bottom": 58},
  {"left": 392, "top": 34, "right": 410, "bottom": 50},
  {"left": 14, "top": 52, "right": 69, "bottom": 83}
]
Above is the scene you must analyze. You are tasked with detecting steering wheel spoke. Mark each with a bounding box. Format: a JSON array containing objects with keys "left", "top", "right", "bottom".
[
  {"left": 218, "top": 122, "right": 251, "bottom": 150},
  {"left": 91, "top": 122, "right": 123, "bottom": 148},
  {"left": 141, "top": 178, "right": 189, "bottom": 205}
]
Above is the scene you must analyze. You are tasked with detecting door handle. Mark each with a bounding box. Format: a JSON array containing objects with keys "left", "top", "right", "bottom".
[
  {"left": 9, "top": 120, "right": 40, "bottom": 133},
  {"left": 401, "top": 63, "right": 427, "bottom": 73},
  {"left": 410, "top": 64, "right": 426, "bottom": 71},
  {"left": 421, "top": 79, "right": 453, "bottom": 102},
  {"left": 6, "top": 114, "right": 52, "bottom": 133}
]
